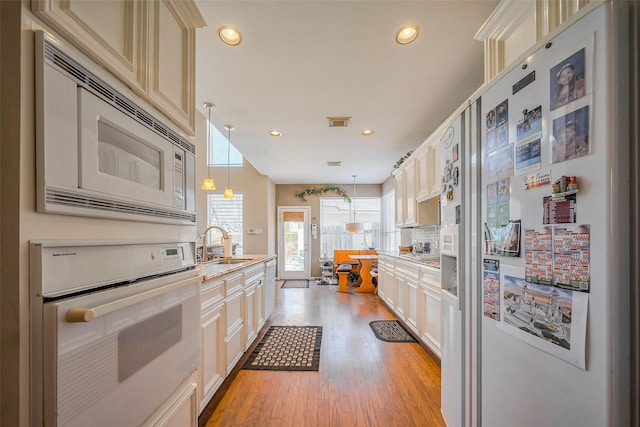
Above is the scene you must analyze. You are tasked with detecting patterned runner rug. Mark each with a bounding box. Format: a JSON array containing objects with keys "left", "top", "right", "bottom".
[
  {"left": 242, "top": 326, "right": 322, "bottom": 371},
  {"left": 369, "top": 320, "right": 418, "bottom": 343},
  {"left": 281, "top": 280, "right": 309, "bottom": 288}
]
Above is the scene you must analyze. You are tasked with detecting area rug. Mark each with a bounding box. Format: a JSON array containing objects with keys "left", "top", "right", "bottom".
[
  {"left": 242, "top": 326, "right": 322, "bottom": 371},
  {"left": 369, "top": 320, "right": 418, "bottom": 343},
  {"left": 281, "top": 280, "right": 309, "bottom": 288}
]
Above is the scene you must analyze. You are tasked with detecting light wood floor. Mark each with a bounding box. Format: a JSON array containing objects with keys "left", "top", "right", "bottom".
[{"left": 201, "top": 281, "right": 445, "bottom": 427}]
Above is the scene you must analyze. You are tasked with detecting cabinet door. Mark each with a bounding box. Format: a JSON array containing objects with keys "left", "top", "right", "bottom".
[
  {"left": 148, "top": 0, "right": 197, "bottom": 135},
  {"left": 429, "top": 144, "right": 443, "bottom": 196},
  {"left": 403, "top": 160, "right": 417, "bottom": 226},
  {"left": 255, "top": 279, "right": 265, "bottom": 331},
  {"left": 378, "top": 256, "right": 393, "bottom": 302},
  {"left": 395, "top": 274, "right": 407, "bottom": 320},
  {"left": 32, "top": 0, "right": 146, "bottom": 93},
  {"left": 394, "top": 173, "right": 404, "bottom": 227},
  {"left": 406, "top": 279, "right": 419, "bottom": 334},
  {"left": 199, "top": 305, "right": 225, "bottom": 412},
  {"left": 421, "top": 285, "right": 442, "bottom": 356},
  {"left": 243, "top": 282, "right": 258, "bottom": 349},
  {"left": 416, "top": 149, "right": 430, "bottom": 201}
]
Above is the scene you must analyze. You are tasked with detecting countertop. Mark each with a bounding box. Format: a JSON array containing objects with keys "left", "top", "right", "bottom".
[
  {"left": 377, "top": 251, "right": 441, "bottom": 269},
  {"left": 196, "top": 254, "right": 275, "bottom": 281}
]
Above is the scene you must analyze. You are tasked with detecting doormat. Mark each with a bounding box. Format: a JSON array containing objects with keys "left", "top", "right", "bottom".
[
  {"left": 242, "top": 326, "right": 322, "bottom": 371},
  {"left": 369, "top": 320, "right": 418, "bottom": 343},
  {"left": 281, "top": 280, "right": 309, "bottom": 288}
]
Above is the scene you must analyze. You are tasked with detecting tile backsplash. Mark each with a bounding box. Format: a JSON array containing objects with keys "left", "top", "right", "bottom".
[{"left": 410, "top": 225, "right": 440, "bottom": 254}]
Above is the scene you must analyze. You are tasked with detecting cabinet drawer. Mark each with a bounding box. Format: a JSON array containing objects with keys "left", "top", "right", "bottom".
[
  {"left": 243, "top": 264, "right": 265, "bottom": 284},
  {"left": 201, "top": 277, "right": 224, "bottom": 308},
  {"left": 224, "top": 273, "right": 244, "bottom": 296},
  {"left": 420, "top": 266, "right": 441, "bottom": 288}
]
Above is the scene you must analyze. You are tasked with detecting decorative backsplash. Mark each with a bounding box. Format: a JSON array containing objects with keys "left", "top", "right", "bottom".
[{"left": 410, "top": 225, "right": 441, "bottom": 254}]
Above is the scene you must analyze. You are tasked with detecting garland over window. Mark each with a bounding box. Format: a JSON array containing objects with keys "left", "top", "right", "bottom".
[{"left": 295, "top": 186, "right": 351, "bottom": 203}]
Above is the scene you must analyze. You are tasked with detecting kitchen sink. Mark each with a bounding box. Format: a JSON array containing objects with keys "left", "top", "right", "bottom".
[{"left": 210, "top": 258, "right": 254, "bottom": 265}]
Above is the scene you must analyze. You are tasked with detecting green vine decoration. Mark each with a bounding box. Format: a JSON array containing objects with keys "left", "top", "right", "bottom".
[
  {"left": 392, "top": 150, "right": 414, "bottom": 174},
  {"left": 295, "top": 186, "right": 351, "bottom": 203}
]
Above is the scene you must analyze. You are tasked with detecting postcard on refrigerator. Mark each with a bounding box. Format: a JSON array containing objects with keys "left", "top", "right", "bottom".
[
  {"left": 483, "top": 269, "right": 500, "bottom": 321},
  {"left": 516, "top": 106, "right": 542, "bottom": 142},
  {"left": 515, "top": 135, "right": 542, "bottom": 175},
  {"left": 550, "top": 101, "right": 591, "bottom": 164},
  {"left": 525, "top": 227, "right": 553, "bottom": 285},
  {"left": 483, "top": 258, "right": 501, "bottom": 321},
  {"left": 550, "top": 48, "right": 587, "bottom": 111},
  {"left": 552, "top": 225, "right": 590, "bottom": 292},
  {"left": 498, "top": 265, "right": 588, "bottom": 369},
  {"left": 524, "top": 170, "right": 551, "bottom": 190},
  {"left": 543, "top": 194, "right": 577, "bottom": 224}
]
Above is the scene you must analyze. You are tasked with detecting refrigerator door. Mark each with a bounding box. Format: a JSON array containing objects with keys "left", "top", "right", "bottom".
[{"left": 476, "top": 3, "right": 630, "bottom": 427}]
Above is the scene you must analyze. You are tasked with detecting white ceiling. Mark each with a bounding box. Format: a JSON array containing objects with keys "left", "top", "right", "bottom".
[{"left": 194, "top": 0, "right": 498, "bottom": 185}]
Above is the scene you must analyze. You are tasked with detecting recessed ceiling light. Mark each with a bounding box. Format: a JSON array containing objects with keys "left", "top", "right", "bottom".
[
  {"left": 218, "top": 26, "right": 242, "bottom": 46},
  {"left": 269, "top": 130, "right": 281, "bottom": 137},
  {"left": 396, "top": 25, "right": 419, "bottom": 44},
  {"left": 361, "top": 129, "right": 374, "bottom": 136}
]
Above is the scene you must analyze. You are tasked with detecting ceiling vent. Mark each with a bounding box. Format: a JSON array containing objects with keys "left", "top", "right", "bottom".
[
  {"left": 327, "top": 116, "right": 351, "bottom": 127},
  {"left": 326, "top": 161, "right": 342, "bottom": 167}
]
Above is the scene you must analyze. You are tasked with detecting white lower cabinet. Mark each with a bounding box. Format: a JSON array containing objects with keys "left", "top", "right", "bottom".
[
  {"left": 199, "top": 277, "right": 225, "bottom": 412},
  {"left": 378, "top": 257, "right": 394, "bottom": 306},
  {"left": 395, "top": 259, "right": 420, "bottom": 331},
  {"left": 378, "top": 254, "right": 442, "bottom": 356},
  {"left": 243, "top": 264, "right": 265, "bottom": 349},
  {"left": 198, "top": 258, "right": 276, "bottom": 415},
  {"left": 224, "top": 289, "right": 245, "bottom": 375},
  {"left": 419, "top": 266, "right": 442, "bottom": 357}
]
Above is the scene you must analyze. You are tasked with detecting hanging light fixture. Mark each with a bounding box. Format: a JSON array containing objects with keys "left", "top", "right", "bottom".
[
  {"left": 201, "top": 102, "right": 217, "bottom": 190},
  {"left": 223, "top": 124, "right": 235, "bottom": 198},
  {"left": 345, "top": 175, "right": 365, "bottom": 232}
]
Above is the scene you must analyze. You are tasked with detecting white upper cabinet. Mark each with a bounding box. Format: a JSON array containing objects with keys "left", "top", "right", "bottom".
[
  {"left": 394, "top": 170, "right": 404, "bottom": 227},
  {"left": 416, "top": 143, "right": 442, "bottom": 202},
  {"left": 147, "top": 0, "right": 201, "bottom": 135},
  {"left": 395, "top": 158, "right": 419, "bottom": 227},
  {"left": 403, "top": 159, "right": 417, "bottom": 227},
  {"left": 32, "top": 0, "right": 205, "bottom": 136},
  {"left": 31, "top": 0, "right": 145, "bottom": 88}
]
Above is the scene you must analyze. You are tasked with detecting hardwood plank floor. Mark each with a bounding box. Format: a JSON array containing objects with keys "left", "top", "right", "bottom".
[{"left": 202, "top": 281, "right": 445, "bottom": 427}]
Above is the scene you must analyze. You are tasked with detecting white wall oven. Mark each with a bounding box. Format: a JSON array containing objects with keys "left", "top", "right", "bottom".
[
  {"left": 35, "top": 31, "right": 196, "bottom": 225},
  {"left": 30, "top": 240, "right": 202, "bottom": 426}
]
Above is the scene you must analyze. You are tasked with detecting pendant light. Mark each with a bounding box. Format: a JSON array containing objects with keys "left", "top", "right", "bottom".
[
  {"left": 345, "top": 174, "right": 365, "bottom": 232},
  {"left": 201, "top": 102, "right": 217, "bottom": 190},
  {"left": 223, "top": 124, "right": 235, "bottom": 198}
]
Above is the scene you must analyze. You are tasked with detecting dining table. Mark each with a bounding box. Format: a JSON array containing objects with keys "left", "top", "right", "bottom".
[{"left": 348, "top": 254, "right": 378, "bottom": 293}]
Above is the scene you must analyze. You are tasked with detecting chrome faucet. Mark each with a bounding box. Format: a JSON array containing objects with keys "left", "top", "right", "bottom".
[{"left": 201, "top": 225, "right": 231, "bottom": 262}]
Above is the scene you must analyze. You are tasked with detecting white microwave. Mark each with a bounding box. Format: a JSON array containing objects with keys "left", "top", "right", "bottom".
[{"left": 35, "top": 31, "right": 196, "bottom": 225}]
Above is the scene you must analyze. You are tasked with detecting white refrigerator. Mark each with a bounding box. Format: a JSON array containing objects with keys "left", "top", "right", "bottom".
[{"left": 440, "top": 3, "right": 633, "bottom": 426}]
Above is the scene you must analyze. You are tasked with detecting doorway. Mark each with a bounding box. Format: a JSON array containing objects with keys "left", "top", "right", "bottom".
[{"left": 277, "top": 206, "right": 311, "bottom": 279}]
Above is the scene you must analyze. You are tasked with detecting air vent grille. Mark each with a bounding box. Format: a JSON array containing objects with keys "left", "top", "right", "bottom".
[
  {"left": 327, "top": 161, "right": 342, "bottom": 167},
  {"left": 327, "top": 116, "right": 351, "bottom": 127},
  {"left": 43, "top": 39, "right": 195, "bottom": 155},
  {"left": 45, "top": 188, "right": 196, "bottom": 224}
]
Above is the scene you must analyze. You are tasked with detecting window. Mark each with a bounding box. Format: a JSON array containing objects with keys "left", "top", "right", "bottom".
[
  {"left": 381, "top": 190, "right": 399, "bottom": 251},
  {"left": 207, "top": 193, "right": 243, "bottom": 256},
  {"left": 208, "top": 123, "right": 243, "bottom": 166},
  {"left": 319, "top": 197, "right": 381, "bottom": 257}
]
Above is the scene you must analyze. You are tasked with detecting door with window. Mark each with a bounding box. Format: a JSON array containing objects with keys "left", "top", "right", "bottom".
[{"left": 277, "top": 207, "right": 310, "bottom": 279}]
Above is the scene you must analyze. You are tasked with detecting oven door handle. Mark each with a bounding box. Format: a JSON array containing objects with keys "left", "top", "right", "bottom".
[{"left": 65, "top": 275, "right": 201, "bottom": 322}]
